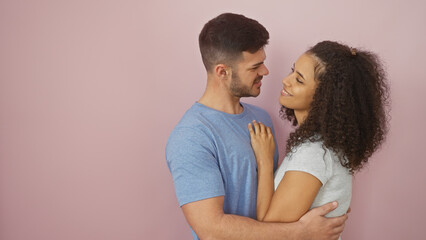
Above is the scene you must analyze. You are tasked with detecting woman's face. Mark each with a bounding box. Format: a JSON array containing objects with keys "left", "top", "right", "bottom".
[{"left": 279, "top": 53, "right": 318, "bottom": 124}]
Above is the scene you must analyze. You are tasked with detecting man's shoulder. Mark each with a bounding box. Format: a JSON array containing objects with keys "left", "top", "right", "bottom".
[
  {"left": 166, "top": 104, "right": 217, "bottom": 161},
  {"left": 174, "top": 103, "right": 214, "bottom": 129},
  {"left": 167, "top": 103, "right": 214, "bottom": 144}
]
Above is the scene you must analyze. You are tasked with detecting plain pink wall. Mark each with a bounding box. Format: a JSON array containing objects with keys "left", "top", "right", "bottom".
[{"left": 1, "top": 0, "right": 425, "bottom": 239}]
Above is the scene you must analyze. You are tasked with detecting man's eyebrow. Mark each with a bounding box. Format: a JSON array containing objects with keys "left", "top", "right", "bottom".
[{"left": 251, "top": 61, "right": 264, "bottom": 68}]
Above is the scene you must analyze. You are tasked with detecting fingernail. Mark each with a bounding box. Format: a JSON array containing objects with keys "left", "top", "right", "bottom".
[{"left": 333, "top": 201, "right": 338, "bottom": 207}]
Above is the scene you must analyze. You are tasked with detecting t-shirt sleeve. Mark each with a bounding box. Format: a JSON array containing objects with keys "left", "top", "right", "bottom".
[
  {"left": 284, "top": 142, "right": 332, "bottom": 185},
  {"left": 166, "top": 126, "right": 225, "bottom": 207}
]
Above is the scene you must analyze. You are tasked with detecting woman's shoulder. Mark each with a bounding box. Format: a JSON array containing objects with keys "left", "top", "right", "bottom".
[
  {"left": 290, "top": 138, "right": 341, "bottom": 165},
  {"left": 293, "top": 137, "right": 325, "bottom": 153},
  {"left": 294, "top": 138, "right": 348, "bottom": 171}
]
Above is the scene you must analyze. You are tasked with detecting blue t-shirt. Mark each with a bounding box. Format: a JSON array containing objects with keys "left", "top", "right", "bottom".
[{"left": 166, "top": 102, "right": 278, "bottom": 239}]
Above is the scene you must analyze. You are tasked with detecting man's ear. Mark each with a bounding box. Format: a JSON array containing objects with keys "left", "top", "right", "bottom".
[{"left": 214, "top": 64, "right": 230, "bottom": 80}]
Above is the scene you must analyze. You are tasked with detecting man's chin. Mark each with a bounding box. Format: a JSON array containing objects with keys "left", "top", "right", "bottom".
[
  {"left": 244, "top": 91, "right": 260, "bottom": 98},
  {"left": 252, "top": 89, "right": 261, "bottom": 97},
  {"left": 233, "top": 89, "right": 260, "bottom": 98}
]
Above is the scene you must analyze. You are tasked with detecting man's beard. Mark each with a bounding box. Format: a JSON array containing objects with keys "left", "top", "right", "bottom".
[{"left": 230, "top": 73, "right": 262, "bottom": 98}]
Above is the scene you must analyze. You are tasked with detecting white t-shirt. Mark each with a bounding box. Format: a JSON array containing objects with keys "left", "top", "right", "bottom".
[{"left": 274, "top": 140, "right": 352, "bottom": 218}]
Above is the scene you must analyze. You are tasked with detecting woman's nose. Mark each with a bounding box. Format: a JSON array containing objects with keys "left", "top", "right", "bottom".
[{"left": 282, "top": 76, "right": 291, "bottom": 87}]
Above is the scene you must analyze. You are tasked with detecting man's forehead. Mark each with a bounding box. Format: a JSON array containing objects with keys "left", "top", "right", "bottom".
[{"left": 240, "top": 49, "right": 266, "bottom": 65}]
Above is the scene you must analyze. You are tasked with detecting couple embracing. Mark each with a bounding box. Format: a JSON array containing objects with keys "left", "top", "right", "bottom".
[{"left": 166, "top": 13, "right": 388, "bottom": 240}]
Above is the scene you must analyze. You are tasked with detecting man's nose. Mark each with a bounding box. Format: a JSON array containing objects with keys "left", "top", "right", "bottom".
[{"left": 261, "top": 64, "right": 269, "bottom": 76}]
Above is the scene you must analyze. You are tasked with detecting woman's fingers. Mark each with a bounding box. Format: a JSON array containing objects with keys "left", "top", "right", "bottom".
[
  {"left": 248, "top": 123, "right": 255, "bottom": 138},
  {"left": 259, "top": 122, "right": 266, "bottom": 135},
  {"left": 250, "top": 120, "right": 272, "bottom": 139},
  {"left": 252, "top": 120, "right": 260, "bottom": 135},
  {"left": 266, "top": 126, "right": 272, "bottom": 137}
]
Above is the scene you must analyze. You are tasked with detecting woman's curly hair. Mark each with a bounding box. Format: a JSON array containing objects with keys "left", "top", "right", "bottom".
[{"left": 280, "top": 41, "right": 390, "bottom": 173}]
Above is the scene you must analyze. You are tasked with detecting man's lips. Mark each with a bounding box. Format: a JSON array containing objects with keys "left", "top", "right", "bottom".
[{"left": 254, "top": 76, "right": 263, "bottom": 87}]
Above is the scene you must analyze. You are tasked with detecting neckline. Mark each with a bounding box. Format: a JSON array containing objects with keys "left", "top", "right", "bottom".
[{"left": 194, "top": 102, "right": 248, "bottom": 119}]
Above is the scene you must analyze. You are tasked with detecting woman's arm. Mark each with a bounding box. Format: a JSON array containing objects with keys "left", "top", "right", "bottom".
[
  {"left": 249, "top": 121, "right": 322, "bottom": 222},
  {"left": 263, "top": 171, "right": 322, "bottom": 222},
  {"left": 248, "top": 120, "right": 275, "bottom": 220}
]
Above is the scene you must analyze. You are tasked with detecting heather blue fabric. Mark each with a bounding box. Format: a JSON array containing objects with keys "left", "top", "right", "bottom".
[{"left": 166, "top": 102, "right": 278, "bottom": 239}]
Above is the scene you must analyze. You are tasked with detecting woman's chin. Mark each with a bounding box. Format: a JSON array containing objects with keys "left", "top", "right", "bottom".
[{"left": 278, "top": 98, "right": 289, "bottom": 108}]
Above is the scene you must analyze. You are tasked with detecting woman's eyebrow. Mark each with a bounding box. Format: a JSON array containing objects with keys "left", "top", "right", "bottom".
[
  {"left": 294, "top": 63, "right": 305, "bottom": 80},
  {"left": 296, "top": 70, "right": 305, "bottom": 80}
]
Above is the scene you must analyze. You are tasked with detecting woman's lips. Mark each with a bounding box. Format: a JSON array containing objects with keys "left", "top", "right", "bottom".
[{"left": 281, "top": 88, "right": 292, "bottom": 96}]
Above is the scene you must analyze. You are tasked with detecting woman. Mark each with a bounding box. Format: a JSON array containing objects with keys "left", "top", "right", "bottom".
[{"left": 248, "top": 41, "right": 389, "bottom": 236}]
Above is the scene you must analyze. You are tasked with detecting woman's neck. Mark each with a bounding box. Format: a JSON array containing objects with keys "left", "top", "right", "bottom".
[{"left": 295, "top": 110, "right": 309, "bottom": 126}]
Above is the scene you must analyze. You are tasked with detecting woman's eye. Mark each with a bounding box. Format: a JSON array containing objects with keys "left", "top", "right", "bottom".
[{"left": 296, "top": 78, "right": 304, "bottom": 84}]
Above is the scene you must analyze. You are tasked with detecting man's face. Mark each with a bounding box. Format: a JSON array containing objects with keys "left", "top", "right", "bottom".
[{"left": 229, "top": 48, "right": 269, "bottom": 98}]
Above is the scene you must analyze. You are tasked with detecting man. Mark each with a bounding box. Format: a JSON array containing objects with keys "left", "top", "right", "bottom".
[{"left": 166, "top": 13, "right": 347, "bottom": 240}]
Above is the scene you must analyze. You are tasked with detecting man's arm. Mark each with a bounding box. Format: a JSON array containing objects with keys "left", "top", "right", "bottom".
[{"left": 182, "top": 196, "right": 347, "bottom": 240}]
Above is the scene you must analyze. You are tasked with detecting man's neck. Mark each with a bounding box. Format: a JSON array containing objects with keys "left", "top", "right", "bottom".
[{"left": 198, "top": 87, "right": 244, "bottom": 115}]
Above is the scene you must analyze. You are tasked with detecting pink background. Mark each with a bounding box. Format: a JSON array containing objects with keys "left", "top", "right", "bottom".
[{"left": 1, "top": 0, "right": 425, "bottom": 239}]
